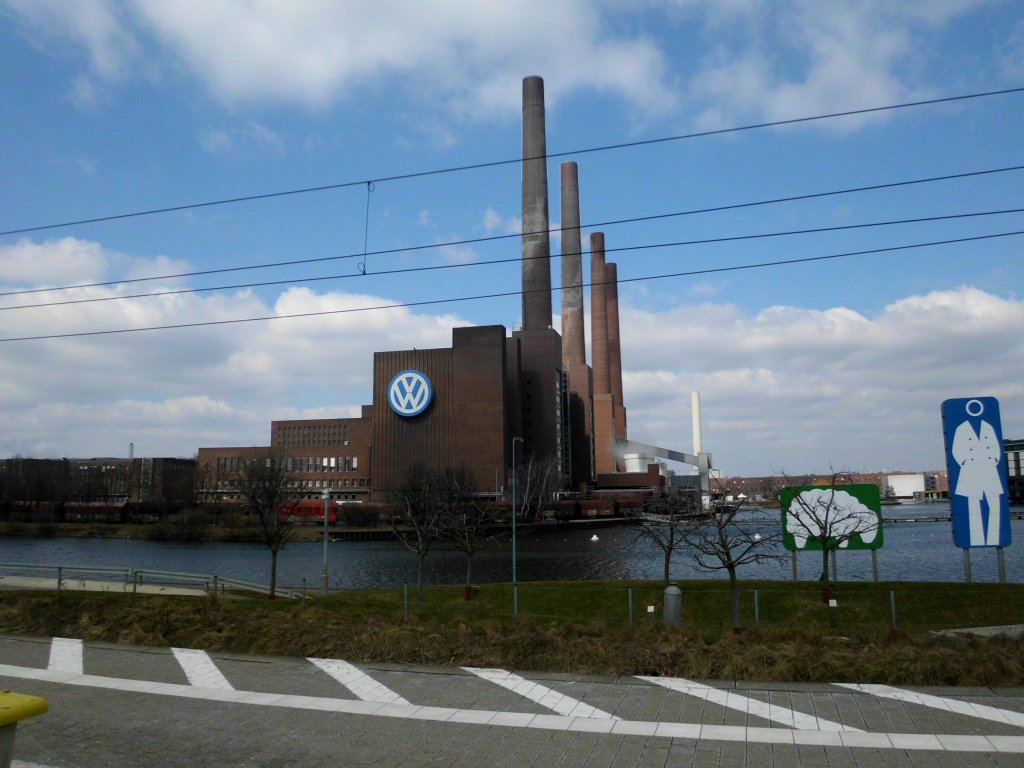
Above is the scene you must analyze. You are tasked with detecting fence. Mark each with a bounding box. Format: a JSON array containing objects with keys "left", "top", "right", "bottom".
[
  {"left": 0, "top": 562, "right": 299, "bottom": 599},
  {"left": 376, "top": 580, "right": 1024, "bottom": 638},
  {"left": 2, "top": 560, "right": 1023, "bottom": 637}
]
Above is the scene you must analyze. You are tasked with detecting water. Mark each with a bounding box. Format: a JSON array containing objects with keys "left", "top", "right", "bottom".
[{"left": 1, "top": 507, "right": 1021, "bottom": 589}]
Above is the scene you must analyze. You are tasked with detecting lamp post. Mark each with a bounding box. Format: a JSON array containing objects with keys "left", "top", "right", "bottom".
[
  {"left": 322, "top": 487, "right": 330, "bottom": 595},
  {"left": 511, "top": 436, "right": 524, "bottom": 624}
]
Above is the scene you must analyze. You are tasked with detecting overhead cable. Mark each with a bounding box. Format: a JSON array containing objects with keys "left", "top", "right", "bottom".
[
  {"left": 3, "top": 162, "right": 1022, "bottom": 299},
  {"left": 2, "top": 229, "right": 1020, "bottom": 343},
  {"left": 1, "top": 86, "right": 1022, "bottom": 238},
  {"left": 2, "top": 207, "right": 1021, "bottom": 311}
]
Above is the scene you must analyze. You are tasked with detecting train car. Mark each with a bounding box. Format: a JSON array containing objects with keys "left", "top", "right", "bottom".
[{"left": 279, "top": 500, "right": 337, "bottom": 525}]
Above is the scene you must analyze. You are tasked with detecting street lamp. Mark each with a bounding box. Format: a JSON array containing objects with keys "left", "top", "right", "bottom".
[
  {"left": 511, "top": 436, "right": 524, "bottom": 625},
  {"left": 322, "top": 487, "right": 331, "bottom": 595}
]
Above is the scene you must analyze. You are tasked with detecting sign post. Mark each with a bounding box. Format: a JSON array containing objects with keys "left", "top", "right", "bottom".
[{"left": 941, "top": 397, "right": 1011, "bottom": 582}]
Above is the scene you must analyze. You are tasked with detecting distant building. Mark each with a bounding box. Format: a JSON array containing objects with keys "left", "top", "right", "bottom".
[{"left": 1007, "top": 438, "right": 1023, "bottom": 504}]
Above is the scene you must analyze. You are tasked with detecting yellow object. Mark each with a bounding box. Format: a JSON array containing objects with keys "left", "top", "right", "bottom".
[{"left": 0, "top": 691, "right": 47, "bottom": 727}]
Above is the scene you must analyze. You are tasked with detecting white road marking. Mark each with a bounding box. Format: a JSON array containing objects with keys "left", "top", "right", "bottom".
[
  {"left": 1, "top": 662, "right": 1017, "bottom": 752},
  {"left": 463, "top": 667, "right": 617, "bottom": 720},
  {"left": 636, "top": 676, "right": 861, "bottom": 732},
  {"left": 836, "top": 683, "right": 1024, "bottom": 728},
  {"left": 171, "top": 647, "right": 233, "bottom": 689},
  {"left": 308, "top": 658, "right": 410, "bottom": 704},
  {"left": 46, "top": 637, "right": 82, "bottom": 675}
]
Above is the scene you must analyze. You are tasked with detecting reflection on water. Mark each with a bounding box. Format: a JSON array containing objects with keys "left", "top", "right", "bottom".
[{"left": 0, "top": 507, "right": 1021, "bottom": 588}]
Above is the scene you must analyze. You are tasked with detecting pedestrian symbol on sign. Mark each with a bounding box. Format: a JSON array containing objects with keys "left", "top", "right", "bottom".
[{"left": 941, "top": 397, "right": 1010, "bottom": 548}]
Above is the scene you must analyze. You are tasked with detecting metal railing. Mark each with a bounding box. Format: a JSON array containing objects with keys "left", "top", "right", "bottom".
[{"left": 0, "top": 562, "right": 299, "bottom": 599}]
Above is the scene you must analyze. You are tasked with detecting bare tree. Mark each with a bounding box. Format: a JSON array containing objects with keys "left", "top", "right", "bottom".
[
  {"left": 386, "top": 464, "right": 445, "bottom": 601},
  {"left": 682, "top": 501, "right": 783, "bottom": 630},
  {"left": 513, "top": 453, "right": 560, "bottom": 524},
  {"left": 780, "top": 472, "right": 882, "bottom": 584},
  {"left": 436, "top": 467, "right": 502, "bottom": 593},
  {"left": 230, "top": 448, "right": 300, "bottom": 598},
  {"left": 636, "top": 488, "right": 702, "bottom": 584}
]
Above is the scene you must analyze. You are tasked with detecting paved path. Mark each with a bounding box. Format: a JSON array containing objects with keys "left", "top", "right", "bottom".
[{"left": 1, "top": 635, "right": 1023, "bottom": 767}]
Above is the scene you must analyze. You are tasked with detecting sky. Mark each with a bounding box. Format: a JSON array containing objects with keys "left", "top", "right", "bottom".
[{"left": 1, "top": 0, "right": 1022, "bottom": 478}]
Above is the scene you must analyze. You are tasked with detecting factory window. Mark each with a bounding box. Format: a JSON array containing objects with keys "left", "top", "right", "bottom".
[{"left": 352, "top": 456, "right": 358, "bottom": 470}]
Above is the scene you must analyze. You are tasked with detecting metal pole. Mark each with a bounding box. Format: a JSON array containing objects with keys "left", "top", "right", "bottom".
[
  {"left": 997, "top": 547, "right": 1006, "bottom": 584},
  {"left": 890, "top": 589, "right": 897, "bottom": 629},
  {"left": 754, "top": 588, "right": 760, "bottom": 629},
  {"left": 512, "top": 436, "right": 522, "bottom": 625},
  {"left": 322, "top": 489, "right": 330, "bottom": 595},
  {"left": 830, "top": 550, "right": 838, "bottom": 583},
  {"left": 871, "top": 550, "right": 879, "bottom": 583},
  {"left": 404, "top": 583, "right": 409, "bottom": 621},
  {"left": 964, "top": 548, "right": 972, "bottom": 583},
  {"left": 57, "top": 567, "right": 62, "bottom": 592},
  {"left": 628, "top": 587, "right": 633, "bottom": 628},
  {"left": 792, "top": 552, "right": 797, "bottom": 581}
]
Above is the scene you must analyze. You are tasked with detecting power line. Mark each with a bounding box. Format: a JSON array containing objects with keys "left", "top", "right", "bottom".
[
  {"left": 2, "top": 85, "right": 1022, "bottom": 238},
  {"left": 3, "top": 162, "right": 1022, "bottom": 299},
  {"left": 2, "top": 229, "right": 1019, "bottom": 343},
  {"left": 3, "top": 207, "right": 1021, "bottom": 311}
]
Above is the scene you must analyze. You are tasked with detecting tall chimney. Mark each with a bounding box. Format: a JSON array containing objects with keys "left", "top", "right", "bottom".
[
  {"left": 521, "top": 76, "right": 552, "bottom": 330},
  {"left": 591, "top": 232, "right": 615, "bottom": 474},
  {"left": 606, "top": 262, "right": 626, "bottom": 439},
  {"left": 560, "top": 162, "right": 585, "bottom": 369},
  {"left": 590, "top": 232, "right": 610, "bottom": 395}
]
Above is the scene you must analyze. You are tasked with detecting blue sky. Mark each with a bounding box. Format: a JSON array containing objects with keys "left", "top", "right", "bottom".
[{"left": 1, "top": 0, "right": 1022, "bottom": 477}]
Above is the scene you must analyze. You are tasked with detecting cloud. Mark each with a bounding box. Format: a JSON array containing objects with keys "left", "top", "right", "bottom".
[
  {"left": 0, "top": 238, "right": 466, "bottom": 458},
  {"left": 4, "top": 0, "right": 672, "bottom": 116},
  {"left": 0, "top": 237, "right": 112, "bottom": 286},
  {"left": 617, "top": 286, "right": 1024, "bottom": 476},
  {"left": 671, "top": 0, "right": 988, "bottom": 130},
  {"left": 3, "top": 239, "right": 1020, "bottom": 481}
]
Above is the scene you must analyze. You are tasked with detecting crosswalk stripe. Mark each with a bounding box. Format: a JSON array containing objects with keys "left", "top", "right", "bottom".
[
  {"left": 836, "top": 683, "right": 1024, "bottom": 728},
  {"left": 636, "top": 676, "right": 861, "bottom": 731},
  {"left": 308, "top": 658, "right": 410, "bottom": 704},
  {"left": 464, "top": 667, "right": 617, "bottom": 719},
  {"left": 47, "top": 637, "right": 83, "bottom": 675},
  {"left": 171, "top": 648, "right": 234, "bottom": 689}
]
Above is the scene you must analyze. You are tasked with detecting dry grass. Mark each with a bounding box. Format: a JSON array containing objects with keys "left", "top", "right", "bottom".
[{"left": 2, "top": 587, "right": 1023, "bottom": 686}]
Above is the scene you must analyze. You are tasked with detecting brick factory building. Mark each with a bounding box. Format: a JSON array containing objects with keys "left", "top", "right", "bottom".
[{"left": 197, "top": 77, "right": 709, "bottom": 507}]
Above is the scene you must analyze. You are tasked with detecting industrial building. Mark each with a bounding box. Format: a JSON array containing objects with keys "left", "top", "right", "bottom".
[{"left": 197, "top": 76, "right": 710, "bottom": 505}]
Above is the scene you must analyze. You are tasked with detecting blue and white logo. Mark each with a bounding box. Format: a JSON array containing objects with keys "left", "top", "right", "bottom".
[{"left": 388, "top": 370, "right": 432, "bottom": 417}]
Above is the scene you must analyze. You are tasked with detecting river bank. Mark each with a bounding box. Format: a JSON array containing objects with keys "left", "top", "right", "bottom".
[{"left": 2, "top": 582, "right": 1024, "bottom": 685}]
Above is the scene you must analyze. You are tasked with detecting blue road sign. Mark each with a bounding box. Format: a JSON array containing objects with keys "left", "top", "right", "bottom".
[{"left": 941, "top": 397, "right": 1011, "bottom": 549}]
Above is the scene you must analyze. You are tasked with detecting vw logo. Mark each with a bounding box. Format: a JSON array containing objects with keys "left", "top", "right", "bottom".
[{"left": 388, "top": 370, "right": 432, "bottom": 417}]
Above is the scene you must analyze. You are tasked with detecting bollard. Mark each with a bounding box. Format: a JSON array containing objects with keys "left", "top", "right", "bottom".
[
  {"left": 663, "top": 585, "right": 682, "bottom": 627},
  {"left": 0, "top": 691, "right": 47, "bottom": 768},
  {"left": 647, "top": 605, "right": 656, "bottom": 628},
  {"left": 828, "top": 598, "right": 838, "bottom": 629}
]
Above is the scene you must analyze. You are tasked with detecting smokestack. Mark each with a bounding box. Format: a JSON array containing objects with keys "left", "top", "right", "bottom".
[
  {"left": 590, "top": 232, "right": 610, "bottom": 395},
  {"left": 606, "top": 262, "right": 626, "bottom": 439},
  {"left": 692, "top": 391, "right": 703, "bottom": 455},
  {"left": 521, "top": 75, "right": 552, "bottom": 331},
  {"left": 560, "top": 162, "right": 585, "bottom": 369}
]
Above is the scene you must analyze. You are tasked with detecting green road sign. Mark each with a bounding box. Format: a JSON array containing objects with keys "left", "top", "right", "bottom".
[{"left": 779, "top": 483, "right": 884, "bottom": 552}]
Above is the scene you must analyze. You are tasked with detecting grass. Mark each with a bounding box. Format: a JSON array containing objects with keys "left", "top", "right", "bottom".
[{"left": 2, "top": 579, "right": 1024, "bottom": 685}]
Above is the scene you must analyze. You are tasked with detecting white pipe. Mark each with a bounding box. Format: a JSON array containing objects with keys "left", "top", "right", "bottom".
[{"left": 691, "top": 391, "right": 702, "bottom": 455}]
